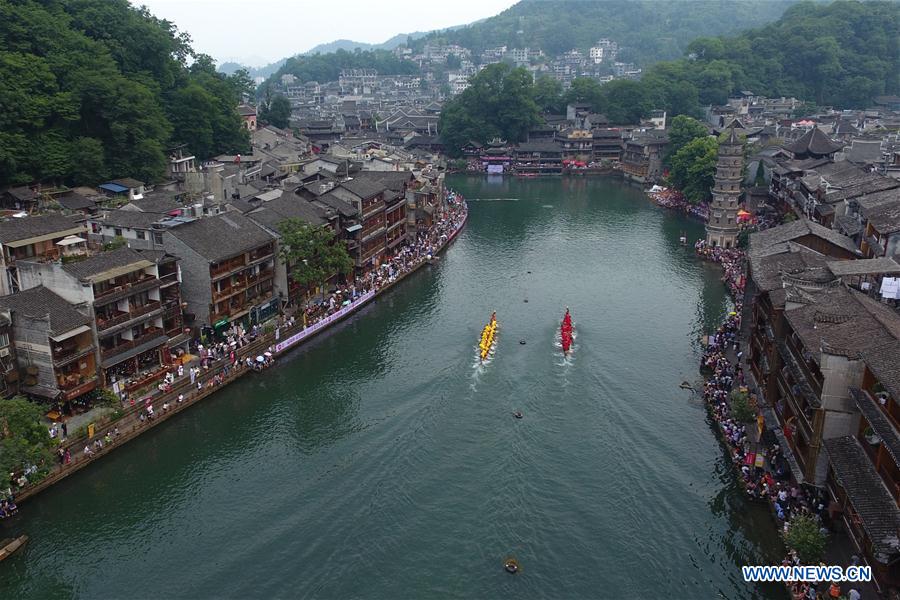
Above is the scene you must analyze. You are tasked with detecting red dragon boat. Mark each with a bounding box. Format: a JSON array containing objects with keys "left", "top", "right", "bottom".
[{"left": 561, "top": 308, "right": 573, "bottom": 355}]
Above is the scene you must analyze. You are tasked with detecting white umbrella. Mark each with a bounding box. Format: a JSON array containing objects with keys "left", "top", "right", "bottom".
[{"left": 256, "top": 356, "right": 265, "bottom": 363}]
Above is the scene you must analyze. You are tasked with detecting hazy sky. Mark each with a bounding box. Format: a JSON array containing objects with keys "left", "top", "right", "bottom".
[{"left": 134, "top": 0, "right": 518, "bottom": 66}]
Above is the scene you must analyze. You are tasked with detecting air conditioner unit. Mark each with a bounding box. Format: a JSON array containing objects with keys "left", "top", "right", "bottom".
[{"left": 0, "top": 347, "right": 10, "bottom": 358}]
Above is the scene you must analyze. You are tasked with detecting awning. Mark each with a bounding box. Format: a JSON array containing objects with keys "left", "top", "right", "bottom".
[
  {"left": 5, "top": 227, "right": 85, "bottom": 248},
  {"left": 345, "top": 224, "right": 363, "bottom": 233},
  {"left": 56, "top": 235, "right": 86, "bottom": 246},
  {"left": 213, "top": 319, "right": 229, "bottom": 328},
  {"left": 99, "top": 183, "right": 129, "bottom": 193},
  {"left": 49, "top": 325, "right": 91, "bottom": 342}
]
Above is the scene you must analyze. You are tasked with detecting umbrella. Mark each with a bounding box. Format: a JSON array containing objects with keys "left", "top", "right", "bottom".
[
  {"left": 256, "top": 356, "right": 265, "bottom": 363},
  {"left": 729, "top": 311, "right": 737, "bottom": 316},
  {"left": 264, "top": 351, "right": 272, "bottom": 357}
]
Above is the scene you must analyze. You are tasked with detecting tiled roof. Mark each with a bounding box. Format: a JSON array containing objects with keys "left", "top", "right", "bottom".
[
  {"left": 785, "top": 127, "right": 843, "bottom": 157},
  {"left": 0, "top": 285, "right": 91, "bottom": 336},
  {"left": 749, "top": 219, "right": 859, "bottom": 257},
  {"left": 248, "top": 196, "right": 328, "bottom": 230},
  {"left": 861, "top": 339, "right": 900, "bottom": 402},
  {"left": 168, "top": 212, "right": 276, "bottom": 262},
  {"left": 338, "top": 178, "right": 386, "bottom": 200},
  {"left": 98, "top": 210, "right": 162, "bottom": 230},
  {"left": 852, "top": 387, "right": 900, "bottom": 468},
  {"left": 0, "top": 214, "right": 84, "bottom": 244},
  {"left": 823, "top": 436, "right": 900, "bottom": 560},
  {"left": 62, "top": 247, "right": 150, "bottom": 281}
]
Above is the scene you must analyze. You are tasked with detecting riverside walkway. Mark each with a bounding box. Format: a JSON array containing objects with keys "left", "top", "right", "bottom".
[{"left": 13, "top": 198, "right": 468, "bottom": 504}]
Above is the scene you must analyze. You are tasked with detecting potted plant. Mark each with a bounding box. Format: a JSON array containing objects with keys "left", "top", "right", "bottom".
[{"left": 863, "top": 426, "right": 881, "bottom": 446}]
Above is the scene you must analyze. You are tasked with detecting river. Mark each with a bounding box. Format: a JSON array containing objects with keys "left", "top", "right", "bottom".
[{"left": 0, "top": 175, "right": 785, "bottom": 599}]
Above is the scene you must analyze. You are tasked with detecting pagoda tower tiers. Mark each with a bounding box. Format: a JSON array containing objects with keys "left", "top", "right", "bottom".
[{"left": 705, "top": 126, "right": 743, "bottom": 249}]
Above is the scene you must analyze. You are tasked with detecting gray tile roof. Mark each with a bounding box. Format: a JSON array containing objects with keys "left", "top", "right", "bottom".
[
  {"left": 749, "top": 247, "right": 832, "bottom": 292},
  {"left": 0, "top": 285, "right": 91, "bottom": 336},
  {"left": 98, "top": 210, "right": 163, "bottom": 230},
  {"left": 823, "top": 436, "right": 900, "bottom": 560},
  {"left": 169, "top": 212, "right": 276, "bottom": 263},
  {"left": 785, "top": 127, "right": 844, "bottom": 157},
  {"left": 248, "top": 196, "right": 328, "bottom": 231},
  {"left": 749, "top": 219, "right": 860, "bottom": 257},
  {"left": 852, "top": 387, "right": 900, "bottom": 468},
  {"left": 861, "top": 339, "right": 900, "bottom": 402},
  {"left": 783, "top": 285, "right": 900, "bottom": 362},
  {"left": 62, "top": 247, "right": 149, "bottom": 281},
  {"left": 0, "top": 214, "right": 84, "bottom": 244},
  {"left": 338, "top": 178, "right": 385, "bottom": 200}
]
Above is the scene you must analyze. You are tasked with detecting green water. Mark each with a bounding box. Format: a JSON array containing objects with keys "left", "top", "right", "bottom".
[{"left": 0, "top": 175, "right": 785, "bottom": 599}]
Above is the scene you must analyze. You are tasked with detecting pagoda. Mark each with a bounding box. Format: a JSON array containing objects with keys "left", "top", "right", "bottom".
[{"left": 705, "top": 126, "right": 743, "bottom": 249}]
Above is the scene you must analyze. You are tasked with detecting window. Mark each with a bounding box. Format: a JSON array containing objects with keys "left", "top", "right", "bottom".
[
  {"left": 114, "top": 228, "right": 123, "bottom": 237},
  {"left": 136, "top": 231, "right": 146, "bottom": 240},
  {"left": 153, "top": 232, "right": 163, "bottom": 245},
  {"left": 0, "top": 332, "right": 8, "bottom": 348}
]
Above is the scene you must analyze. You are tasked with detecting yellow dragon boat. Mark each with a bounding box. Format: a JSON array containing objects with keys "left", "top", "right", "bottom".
[{"left": 479, "top": 312, "right": 498, "bottom": 361}]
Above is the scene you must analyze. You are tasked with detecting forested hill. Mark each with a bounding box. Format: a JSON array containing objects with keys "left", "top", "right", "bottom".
[
  {"left": 673, "top": 0, "right": 900, "bottom": 107},
  {"left": 413, "top": 0, "right": 799, "bottom": 64},
  {"left": 0, "top": 0, "right": 252, "bottom": 188},
  {"left": 266, "top": 49, "right": 420, "bottom": 87}
]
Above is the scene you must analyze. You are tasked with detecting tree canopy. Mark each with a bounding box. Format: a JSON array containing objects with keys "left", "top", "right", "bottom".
[
  {"left": 265, "top": 49, "right": 420, "bottom": 88},
  {"left": 656, "top": 0, "right": 900, "bottom": 109},
  {"left": 0, "top": 0, "right": 250, "bottom": 188},
  {"left": 277, "top": 220, "right": 355, "bottom": 299},
  {"left": 668, "top": 137, "right": 720, "bottom": 205},
  {"left": 0, "top": 396, "right": 55, "bottom": 483},
  {"left": 412, "top": 0, "right": 796, "bottom": 64},
  {"left": 260, "top": 94, "right": 292, "bottom": 129},
  {"left": 664, "top": 115, "right": 710, "bottom": 166},
  {"left": 439, "top": 64, "right": 541, "bottom": 156}
]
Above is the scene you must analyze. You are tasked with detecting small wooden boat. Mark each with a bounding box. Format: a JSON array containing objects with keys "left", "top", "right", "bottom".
[{"left": 0, "top": 535, "right": 28, "bottom": 561}]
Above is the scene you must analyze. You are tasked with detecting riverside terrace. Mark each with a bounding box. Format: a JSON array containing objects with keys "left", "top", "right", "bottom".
[{"left": 8, "top": 195, "right": 468, "bottom": 504}]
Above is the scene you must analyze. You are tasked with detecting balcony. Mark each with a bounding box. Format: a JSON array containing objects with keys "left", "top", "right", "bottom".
[
  {"left": 213, "top": 280, "right": 248, "bottom": 302},
  {"left": 361, "top": 223, "right": 386, "bottom": 242},
  {"left": 97, "top": 301, "right": 162, "bottom": 333},
  {"left": 93, "top": 277, "right": 160, "bottom": 306},
  {"left": 52, "top": 345, "right": 95, "bottom": 367},
  {"left": 59, "top": 375, "right": 99, "bottom": 400},
  {"left": 362, "top": 201, "right": 385, "bottom": 220},
  {"left": 210, "top": 257, "right": 246, "bottom": 278},
  {"left": 100, "top": 327, "right": 166, "bottom": 362}
]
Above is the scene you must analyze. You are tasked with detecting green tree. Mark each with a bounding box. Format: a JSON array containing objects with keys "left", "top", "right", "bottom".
[
  {"left": 599, "top": 80, "right": 653, "bottom": 124},
  {"left": 669, "top": 136, "right": 719, "bottom": 204},
  {"left": 0, "top": 395, "right": 55, "bottom": 483},
  {"left": 665, "top": 115, "right": 709, "bottom": 166},
  {"left": 439, "top": 64, "right": 539, "bottom": 156},
  {"left": 261, "top": 94, "right": 292, "bottom": 129},
  {"left": 564, "top": 77, "right": 604, "bottom": 112},
  {"left": 533, "top": 75, "right": 563, "bottom": 113},
  {"left": 278, "top": 219, "right": 354, "bottom": 301},
  {"left": 729, "top": 389, "right": 755, "bottom": 422},
  {"left": 783, "top": 514, "right": 828, "bottom": 563}
]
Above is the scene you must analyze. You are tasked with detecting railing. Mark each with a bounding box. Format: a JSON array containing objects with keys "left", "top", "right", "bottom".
[
  {"left": 53, "top": 345, "right": 95, "bottom": 367},
  {"left": 362, "top": 201, "right": 385, "bottom": 220},
  {"left": 96, "top": 311, "right": 131, "bottom": 330},
  {"left": 58, "top": 374, "right": 98, "bottom": 392},
  {"left": 93, "top": 277, "right": 160, "bottom": 305},
  {"left": 361, "top": 223, "right": 385, "bottom": 242},
  {"left": 97, "top": 302, "right": 162, "bottom": 331},
  {"left": 100, "top": 328, "right": 166, "bottom": 361},
  {"left": 213, "top": 281, "right": 247, "bottom": 302},
  {"left": 210, "top": 258, "right": 246, "bottom": 278}
]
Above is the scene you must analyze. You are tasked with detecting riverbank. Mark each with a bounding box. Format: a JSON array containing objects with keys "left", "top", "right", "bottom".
[
  {"left": 10, "top": 196, "right": 468, "bottom": 505},
  {"left": 694, "top": 241, "right": 875, "bottom": 599}
]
